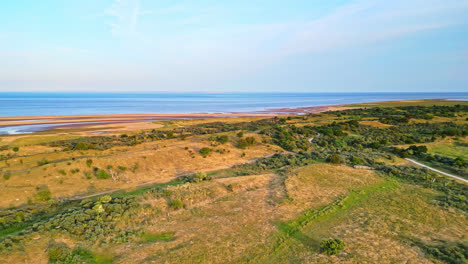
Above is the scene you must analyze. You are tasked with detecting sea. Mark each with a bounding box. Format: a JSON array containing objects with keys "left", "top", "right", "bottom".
[
  {"left": 0, "top": 92, "right": 467, "bottom": 117},
  {"left": 0, "top": 92, "right": 467, "bottom": 135}
]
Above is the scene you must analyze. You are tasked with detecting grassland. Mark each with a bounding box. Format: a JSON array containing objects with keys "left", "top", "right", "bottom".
[{"left": 0, "top": 100, "right": 466, "bottom": 264}]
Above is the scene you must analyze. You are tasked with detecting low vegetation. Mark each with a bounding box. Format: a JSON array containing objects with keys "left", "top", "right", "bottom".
[{"left": 0, "top": 100, "right": 466, "bottom": 263}]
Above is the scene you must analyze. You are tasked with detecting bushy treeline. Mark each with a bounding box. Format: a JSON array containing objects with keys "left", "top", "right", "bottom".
[
  {"left": 0, "top": 196, "right": 140, "bottom": 249},
  {"left": 331, "top": 105, "right": 468, "bottom": 124},
  {"left": 47, "top": 118, "right": 278, "bottom": 151},
  {"left": 409, "top": 238, "right": 468, "bottom": 264}
]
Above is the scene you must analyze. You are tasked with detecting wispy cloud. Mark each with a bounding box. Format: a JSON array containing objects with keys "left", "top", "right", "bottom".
[{"left": 105, "top": 0, "right": 141, "bottom": 36}]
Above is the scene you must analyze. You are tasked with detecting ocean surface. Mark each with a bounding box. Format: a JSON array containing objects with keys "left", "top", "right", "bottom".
[{"left": 0, "top": 92, "right": 467, "bottom": 117}]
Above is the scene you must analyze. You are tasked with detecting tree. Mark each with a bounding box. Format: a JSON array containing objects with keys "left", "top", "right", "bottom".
[
  {"left": 320, "top": 238, "right": 346, "bottom": 255},
  {"left": 328, "top": 154, "right": 341, "bottom": 164},
  {"left": 199, "top": 147, "right": 211, "bottom": 156},
  {"left": 96, "top": 169, "right": 110, "bottom": 179},
  {"left": 217, "top": 135, "right": 229, "bottom": 144},
  {"left": 74, "top": 142, "right": 88, "bottom": 150}
]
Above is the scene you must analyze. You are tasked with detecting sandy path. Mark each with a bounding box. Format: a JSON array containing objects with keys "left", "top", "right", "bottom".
[{"left": 406, "top": 158, "right": 468, "bottom": 183}]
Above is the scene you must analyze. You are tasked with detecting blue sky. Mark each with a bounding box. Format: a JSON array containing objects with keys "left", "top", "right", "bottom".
[{"left": 1, "top": 0, "right": 467, "bottom": 92}]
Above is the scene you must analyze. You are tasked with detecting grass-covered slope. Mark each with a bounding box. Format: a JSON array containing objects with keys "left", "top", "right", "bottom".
[{"left": 0, "top": 100, "right": 466, "bottom": 263}]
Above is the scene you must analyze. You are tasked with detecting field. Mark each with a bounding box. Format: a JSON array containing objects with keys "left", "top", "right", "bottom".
[{"left": 0, "top": 100, "right": 467, "bottom": 264}]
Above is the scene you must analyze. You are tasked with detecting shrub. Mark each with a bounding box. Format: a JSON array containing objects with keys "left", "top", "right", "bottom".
[
  {"left": 199, "top": 147, "right": 211, "bottom": 156},
  {"left": 58, "top": 169, "right": 66, "bottom": 176},
  {"left": 12, "top": 147, "right": 19, "bottom": 152},
  {"left": 84, "top": 171, "right": 92, "bottom": 179},
  {"left": 238, "top": 136, "right": 255, "bottom": 149},
  {"left": 99, "top": 195, "right": 112, "bottom": 203},
  {"left": 118, "top": 166, "right": 127, "bottom": 171},
  {"left": 96, "top": 169, "right": 110, "bottom": 179},
  {"left": 35, "top": 190, "right": 52, "bottom": 201},
  {"left": 238, "top": 139, "right": 248, "bottom": 149},
  {"left": 47, "top": 240, "right": 71, "bottom": 262},
  {"left": 168, "top": 199, "right": 184, "bottom": 210},
  {"left": 181, "top": 172, "right": 211, "bottom": 183},
  {"left": 217, "top": 135, "right": 229, "bottom": 144},
  {"left": 237, "top": 131, "right": 244, "bottom": 138},
  {"left": 35, "top": 185, "right": 52, "bottom": 201},
  {"left": 328, "top": 154, "right": 341, "bottom": 164},
  {"left": 37, "top": 159, "right": 50, "bottom": 166},
  {"left": 131, "top": 163, "right": 140, "bottom": 172},
  {"left": 86, "top": 159, "right": 93, "bottom": 167},
  {"left": 75, "top": 142, "right": 88, "bottom": 150},
  {"left": 245, "top": 136, "right": 256, "bottom": 145},
  {"left": 3, "top": 173, "right": 11, "bottom": 180},
  {"left": 320, "top": 238, "right": 346, "bottom": 255}
]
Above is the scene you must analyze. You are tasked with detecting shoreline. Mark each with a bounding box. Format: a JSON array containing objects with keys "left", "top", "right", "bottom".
[
  {"left": 0, "top": 105, "right": 330, "bottom": 129},
  {"left": 0, "top": 105, "right": 333, "bottom": 135},
  {"left": 0, "top": 99, "right": 465, "bottom": 135}
]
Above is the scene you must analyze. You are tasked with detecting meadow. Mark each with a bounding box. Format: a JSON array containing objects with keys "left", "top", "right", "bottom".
[{"left": 0, "top": 100, "right": 466, "bottom": 264}]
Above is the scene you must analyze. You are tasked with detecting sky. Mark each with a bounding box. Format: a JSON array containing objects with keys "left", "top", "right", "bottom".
[{"left": 0, "top": 0, "right": 467, "bottom": 92}]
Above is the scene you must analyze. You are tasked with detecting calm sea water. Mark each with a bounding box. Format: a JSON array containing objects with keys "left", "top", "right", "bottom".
[{"left": 0, "top": 92, "right": 467, "bottom": 117}]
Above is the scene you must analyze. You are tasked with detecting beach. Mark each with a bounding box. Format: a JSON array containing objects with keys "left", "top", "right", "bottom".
[{"left": 0, "top": 105, "right": 334, "bottom": 135}]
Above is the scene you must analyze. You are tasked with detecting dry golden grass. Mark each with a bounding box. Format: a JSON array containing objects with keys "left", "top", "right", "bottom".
[
  {"left": 3, "top": 163, "right": 466, "bottom": 263},
  {"left": 112, "top": 174, "right": 277, "bottom": 264},
  {"left": 359, "top": 120, "right": 393, "bottom": 128},
  {"left": 285, "top": 164, "right": 381, "bottom": 210},
  {"left": 0, "top": 133, "right": 280, "bottom": 207},
  {"left": 311, "top": 185, "right": 468, "bottom": 264},
  {"left": 411, "top": 115, "right": 468, "bottom": 124}
]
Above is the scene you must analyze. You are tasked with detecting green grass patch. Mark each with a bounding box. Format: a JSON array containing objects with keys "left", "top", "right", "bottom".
[
  {"left": 246, "top": 178, "right": 398, "bottom": 263},
  {"left": 429, "top": 141, "right": 468, "bottom": 160},
  {"left": 140, "top": 232, "right": 175, "bottom": 243}
]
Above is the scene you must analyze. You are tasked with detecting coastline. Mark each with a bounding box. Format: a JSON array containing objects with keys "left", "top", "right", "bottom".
[
  {"left": 0, "top": 105, "right": 332, "bottom": 135},
  {"left": 0, "top": 99, "right": 466, "bottom": 135}
]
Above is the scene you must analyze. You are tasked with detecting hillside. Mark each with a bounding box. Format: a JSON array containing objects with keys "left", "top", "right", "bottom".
[{"left": 0, "top": 100, "right": 467, "bottom": 264}]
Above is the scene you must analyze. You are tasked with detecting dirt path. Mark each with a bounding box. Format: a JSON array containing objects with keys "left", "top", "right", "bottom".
[
  {"left": 406, "top": 158, "right": 468, "bottom": 184},
  {"left": 309, "top": 133, "right": 320, "bottom": 143}
]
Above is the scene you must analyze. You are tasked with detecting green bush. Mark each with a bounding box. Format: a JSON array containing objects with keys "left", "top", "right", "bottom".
[
  {"left": 12, "top": 147, "right": 19, "bottom": 152},
  {"left": 320, "top": 238, "right": 346, "bottom": 255},
  {"left": 328, "top": 154, "right": 341, "bottom": 164},
  {"left": 35, "top": 186, "right": 52, "bottom": 201},
  {"left": 100, "top": 195, "right": 112, "bottom": 203},
  {"left": 237, "top": 131, "right": 244, "bottom": 138},
  {"left": 3, "top": 173, "right": 11, "bottom": 180},
  {"left": 410, "top": 239, "right": 468, "bottom": 264},
  {"left": 37, "top": 159, "right": 50, "bottom": 166},
  {"left": 199, "top": 147, "right": 211, "bottom": 156},
  {"left": 86, "top": 159, "right": 93, "bottom": 167},
  {"left": 238, "top": 136, "right": 255, "bottom": 149},
  {"left": 47, "top": 241, "right": 71, "bottom": 262},
  {"left": 245, "top": 136, "right": 256, "bottom": 145},
  {"left": 181, "top": 172, "right": 211, "bottom": 183},
  {"left": 217, "top": 135, "right": 229, "bottom": 144},
  {"left": 74, "top": 142, "right": 88, "bottom": 150},
  {"left": 168, "top": 199, "right": 184, "bottom": 210},
  {"left": 96, "top": 169, "right": 110, "bottom": 179},
  {"left": 131, "top": 163, "right": 140, "bottom": 172}
]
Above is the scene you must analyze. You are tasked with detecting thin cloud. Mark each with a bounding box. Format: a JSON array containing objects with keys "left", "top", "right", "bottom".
[{"left": 104, "top": 0, "right": 141, "bottom": 36}]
